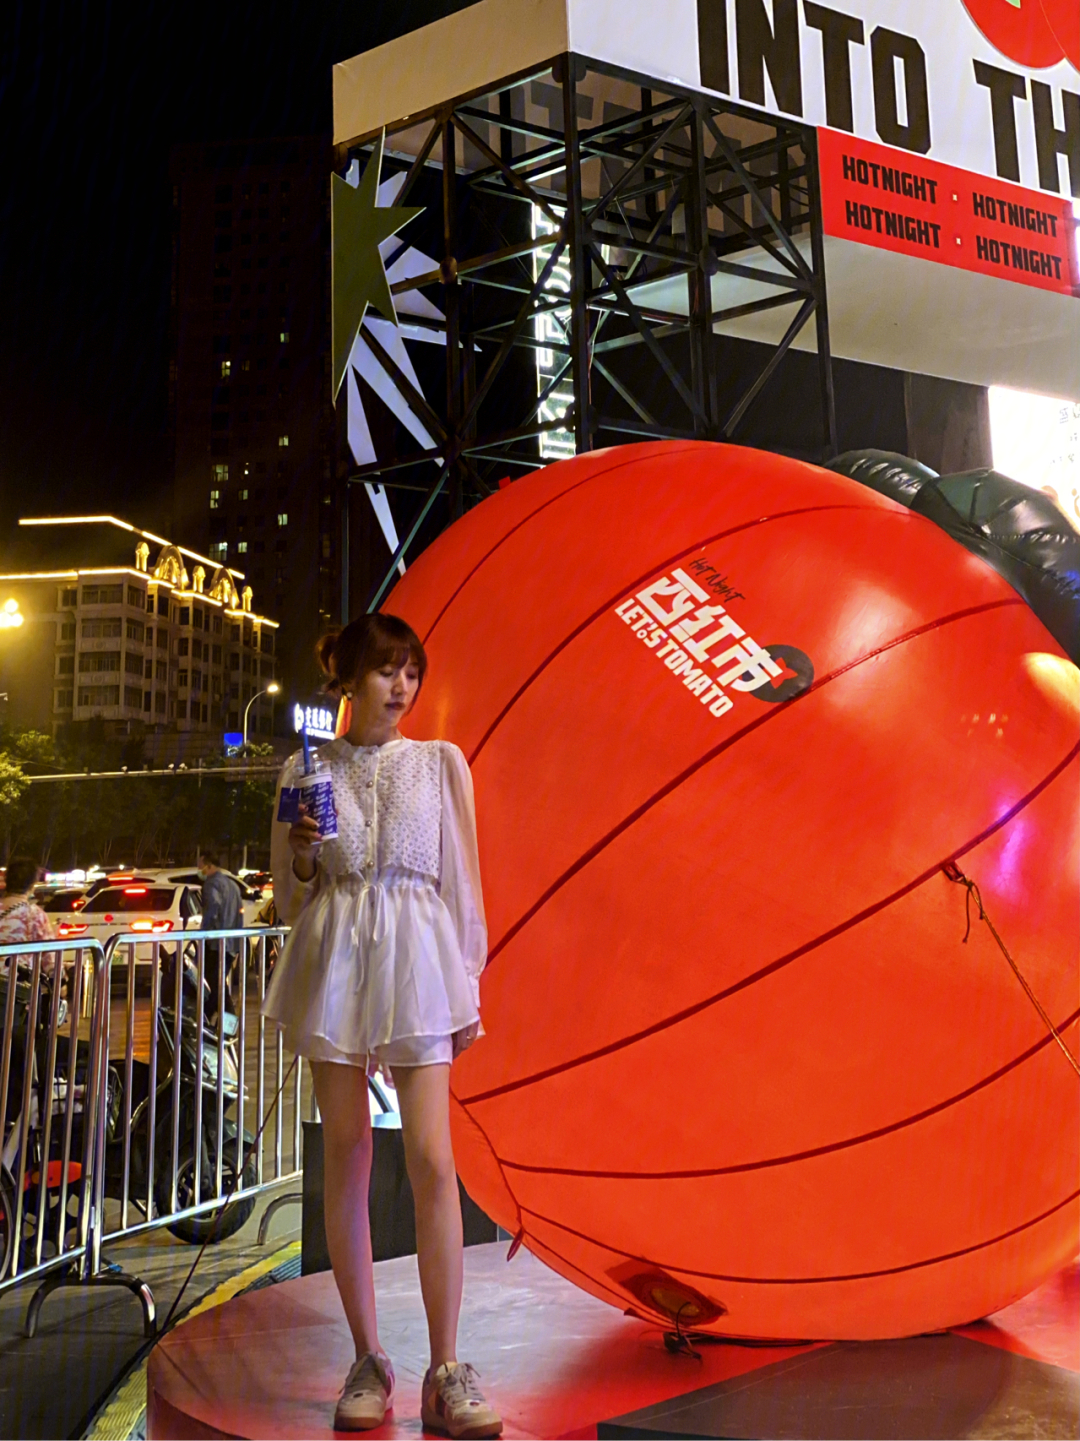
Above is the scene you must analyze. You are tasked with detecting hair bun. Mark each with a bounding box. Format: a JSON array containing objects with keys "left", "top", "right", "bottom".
[{"left": 315, "top": 629, "right": 341, "bottom": 677}]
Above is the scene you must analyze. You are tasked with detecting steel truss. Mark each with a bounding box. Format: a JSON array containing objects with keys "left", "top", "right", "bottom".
[{"left": 336, "top": 52, "right": 837, "bottom": 613}]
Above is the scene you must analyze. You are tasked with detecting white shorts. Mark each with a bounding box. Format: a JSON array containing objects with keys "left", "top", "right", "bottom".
[{"left": 375, "top": 1033, "right": 453, "bottom": 1070}]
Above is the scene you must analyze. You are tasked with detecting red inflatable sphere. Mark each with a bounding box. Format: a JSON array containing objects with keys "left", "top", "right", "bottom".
[{"left": 391, "top": 441, "right": 1079, "bottom": 1341}]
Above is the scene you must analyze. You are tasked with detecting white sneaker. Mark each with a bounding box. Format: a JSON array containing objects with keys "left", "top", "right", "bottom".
[
  {"left": 333, "top": 1351, "right": 394, "bottom": 1431},
  {"left": 421, "top": 1361, "right": 502, "bottom": 1439}
]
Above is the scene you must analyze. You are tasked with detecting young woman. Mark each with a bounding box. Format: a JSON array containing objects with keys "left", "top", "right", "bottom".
[{"left": 264, "top": 614, "right": 501, "bottom": 1439}]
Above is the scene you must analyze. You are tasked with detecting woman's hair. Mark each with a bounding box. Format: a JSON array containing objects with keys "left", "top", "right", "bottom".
[
  {"left": 316, "top": 614, "right": 427, "bottom": 696},
  {"left": 5, "top": 857, "right": 41, "bottom": 895}
]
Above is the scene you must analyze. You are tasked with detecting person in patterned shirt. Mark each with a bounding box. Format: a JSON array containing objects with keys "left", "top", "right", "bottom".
[{"left": 0, "top": 856, "right": 59, "bottom": 980}]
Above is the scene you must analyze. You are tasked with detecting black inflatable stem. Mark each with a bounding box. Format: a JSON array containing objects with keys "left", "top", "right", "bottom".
[{"left": 826, "top": 450, "right": 1080, "bottom": 664}]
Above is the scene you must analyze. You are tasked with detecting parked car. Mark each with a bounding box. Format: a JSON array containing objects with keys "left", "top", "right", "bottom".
[
  {"left": 57, "top": 883, "right": 204, "bottom": 955},
  {"left": 146, "top": 869, "right": 265, "bottom": 928},
  {"left": 80, "top": 872, "right": 158, "bottom": 906},
  {"left": 35, "top": 888, "right": 88, "bottom": 915}
]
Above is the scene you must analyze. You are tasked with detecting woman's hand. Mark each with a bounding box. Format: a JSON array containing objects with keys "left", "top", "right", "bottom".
[
  {"left": 288, "top": 808, "right": 323, "bottom": 882},
  {"left": 452, "top": 1021, "right": 480, "bottom": 1059}
]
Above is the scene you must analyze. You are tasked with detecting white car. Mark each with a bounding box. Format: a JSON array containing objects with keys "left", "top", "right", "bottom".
[
  {"left": 145, "top": 869, "right": 266, "bottom": 928},
  {"left": 58, "top": 882, "right": 205, "bottom": 955}
]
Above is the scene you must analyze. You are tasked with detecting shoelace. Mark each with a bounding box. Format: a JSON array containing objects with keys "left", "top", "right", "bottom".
[
  {"left": 344, "top": 1354, "right": 390, "bottom": 1398},
  {"left": 443, "top": 1363, "right": 485, "bottom": 1406}
]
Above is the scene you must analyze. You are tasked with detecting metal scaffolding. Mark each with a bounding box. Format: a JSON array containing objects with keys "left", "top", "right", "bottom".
[{"left": 334, "top": 51, "right": 837, "bottom": 613}]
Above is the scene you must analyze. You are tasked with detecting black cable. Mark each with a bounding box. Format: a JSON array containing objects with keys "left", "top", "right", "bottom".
[{"left": 156, "top": 1053, "right": 300, "bottom": 1337}]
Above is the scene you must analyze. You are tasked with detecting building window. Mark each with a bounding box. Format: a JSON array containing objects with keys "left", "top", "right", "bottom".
[
  {"left": 210, "top": 541, "right": 227, "bottom": 560},
  {"left": 238, "top": 488, "right": 249, "bottom": 501},
  {"left": 177, "top": 637, "right": 189, "bottom": 656},
  {"left": 178, "top": 670, "right": 189, "bottom": 688},
  {"left": 126, "top": 619, "right": 144, "bottom": 642},
  {"left": 81, "top": 618, "right": 121, "bottom": 639},
  {"left": 155, "top": 692, "right": 166, "bottom": 713},
  {"left": 209, "top": 489, "right": 221, "bottom": 510},
  {"left": 212, "top": 644, "right": 222, "bottom": 664},
  {"left": 123, "top": 685, "right": 142, "bottom": 709},
  {"left": 220, "top": 359, "right": 232, "bottom": 378},
  {"left": 279, "top": 330, "right": 289, "bottom": 343},
  {"left": 278, "top": 434, "right": 288, "bottom": 447},
  {"left": 194, "top": 605, "right": 205, "bottom": 629},
  {"left": 213, "top": 463, "right": 229, "bottom": 485},
  {"left": 125, "top": 654, "right": 143, "bottom": 676},
  {"left": 78, "top": 685, "right": 120, "bottom": 707},
  {"left": 237, "top": 541, "right": 248, "bottom": 554},
  {"left": 230, "top": 624, "right": 240, "bottom": 642},
  {"left": 177, "top": 701, "right": 187, "bottom": 719},
  {"left": 146, "top": 592, "right": 155, "bottom": 612},
  {"left": 61, "top": 588, "right": 77, "bottom": 607},
  {"left": 143, "top": 658, "right": 153, "bottom": 678},
  {"left": 157, "top": 627, "right": 167, "bottom": 646},
  {"left": 277, "top": 513, "right": 288, "bottom": 527},
  {"left": 211, "top": 613, "right": 223, "bottom": 635},
  {"left": 179, "top": 606, "right": 190, "bottom": 626},
  {"left": 213, "top": 334, "right": 230, "bottom": 354},
  {"left": 143, "top": 690, "right": 152, "bottom": 712},
  {"left": 155, "top": 660, "right": 167, "bottom": 682},
  {"left": 157, "top": 595, "right": 169, "bottom": 616},
  {"left": 81, "top": 583, "right": 123, "bottom": 605},
  {"left": 78, "top": 651, "right": 120, "bottom": 672},
  {"left": 127, "top": 586, "right": 144, "bottom": 608},
  {"left": 57, "top": 655, "right": 75, "bottom": 674},
  {"left": 55, "top": 690, "right": 73, "bottom": 709},
  {"left": 59, "top": 622, "right": 75, "bottom": 641}
]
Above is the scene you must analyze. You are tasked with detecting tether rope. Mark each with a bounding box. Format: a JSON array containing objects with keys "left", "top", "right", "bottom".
[{"left": 941, "top": 860, "right": 1080, "bottom": 1080}]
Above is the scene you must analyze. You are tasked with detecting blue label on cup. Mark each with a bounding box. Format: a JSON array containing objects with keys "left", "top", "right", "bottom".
[{"left": 277, "top": 774, "right": 338, "bottom": 838}]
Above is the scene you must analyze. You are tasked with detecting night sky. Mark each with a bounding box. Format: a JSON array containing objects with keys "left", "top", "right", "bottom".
[{"left": 0, "top": 0, "right": 469, "bottom": 534}]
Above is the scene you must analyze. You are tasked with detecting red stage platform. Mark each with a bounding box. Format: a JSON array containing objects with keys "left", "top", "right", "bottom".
[{"left": 147, "top": 1244, "right": 1079, "bottom": 1440}]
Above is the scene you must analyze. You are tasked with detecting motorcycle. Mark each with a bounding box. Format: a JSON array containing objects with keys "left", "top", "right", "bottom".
[{"left": 0, "top": 943, "right": 257, "bottom": 1280}]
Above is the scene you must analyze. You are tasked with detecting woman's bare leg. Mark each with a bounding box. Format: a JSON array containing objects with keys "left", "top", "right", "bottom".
[
  {"left": 392, "top": 1063, "right": 462, "bottom": 1369},
  {"left": 310, "top": 1061, "right": 382, "bottom": 1360}
]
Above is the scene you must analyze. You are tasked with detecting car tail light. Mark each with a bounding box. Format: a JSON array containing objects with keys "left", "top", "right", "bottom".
[
  {"left": 124, "top": 886, "right": 148, "bottom": 895},
  {"left": 72, "top": 897, "right": 86, "bottom": 911},
  {"left": 130, "top": 919, "right": 173, "bottom": 933},
  {"left": 58, "top": 922, "right": 88, "bottom": 937}
]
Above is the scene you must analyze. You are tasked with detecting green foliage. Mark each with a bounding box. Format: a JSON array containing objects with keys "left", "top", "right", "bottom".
[
  {"left": 0, "top": 730, "right": 279, "bottom": 870},
  {"left": 0, "top": 751, "right": 29, "bottom": 814}
]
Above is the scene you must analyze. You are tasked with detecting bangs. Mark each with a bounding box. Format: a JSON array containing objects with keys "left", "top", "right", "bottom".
[{"left": 367, "top": 637, "right": 423, "bottom": 673}]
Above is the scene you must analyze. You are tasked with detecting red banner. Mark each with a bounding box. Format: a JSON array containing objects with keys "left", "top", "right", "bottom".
[{"left": 818, "top": 127, "right": 1077, "bottom": 296}]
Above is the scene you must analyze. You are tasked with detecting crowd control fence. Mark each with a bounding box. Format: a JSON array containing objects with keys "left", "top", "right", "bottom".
[{"left": 0, "top": 925, "right": 316, "bottom": 1338}]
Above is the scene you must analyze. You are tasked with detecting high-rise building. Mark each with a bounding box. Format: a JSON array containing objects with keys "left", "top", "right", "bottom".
[
  {"left": 0, "top": 515, "right": 278, "bottom": 756},
  {"left": 169, "top": 136, "right": 337, "bottom": 716}
]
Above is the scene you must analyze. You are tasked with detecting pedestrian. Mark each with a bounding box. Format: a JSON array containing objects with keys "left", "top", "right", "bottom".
[
  {"left": 0, "top": 856, "right": 59, "bottom": 982},
  {"left": 197, "top": 846, "right": 242, "bottom": 1024},
  {"left": 263, "top": 614, "right": 500, "bottom": 1438}
]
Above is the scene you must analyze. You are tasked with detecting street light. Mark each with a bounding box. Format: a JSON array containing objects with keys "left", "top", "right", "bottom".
[
  {"left": 242, "top": 682, "right": 280, "bottom": 746},
  {"left": 240, "top": 683, "right": 280, "bottom": 874}
]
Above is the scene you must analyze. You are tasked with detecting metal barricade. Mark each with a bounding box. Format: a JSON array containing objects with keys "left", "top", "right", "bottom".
[
  {"left": 91, "top": 925, "right": 310, "bottom": 1264},
  {"left": 0, "top": 938, "right": 108, "bottom": 1299}
]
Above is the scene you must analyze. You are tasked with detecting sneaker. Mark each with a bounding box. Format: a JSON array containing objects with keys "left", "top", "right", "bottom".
[
  {"left": 421, "top": 1361, "right": 502, "bottom": 1439},
  {"left": 334, "top": 1351, "right": 395, "bottom": 1431}
]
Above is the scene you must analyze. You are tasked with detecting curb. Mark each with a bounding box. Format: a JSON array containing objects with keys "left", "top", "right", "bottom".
[{"left": 83, "top": 1240, "right": 302, "bottom": 1441}]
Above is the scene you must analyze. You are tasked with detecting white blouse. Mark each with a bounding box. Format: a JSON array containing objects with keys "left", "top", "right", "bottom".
[{"left": 263, "top": 736, "right": 486, "bottom": 1067}]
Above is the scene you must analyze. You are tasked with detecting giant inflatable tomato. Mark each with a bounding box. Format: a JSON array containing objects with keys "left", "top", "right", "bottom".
[{"left": 392, "top": 441, "right": 1079, "bottom": 1341}]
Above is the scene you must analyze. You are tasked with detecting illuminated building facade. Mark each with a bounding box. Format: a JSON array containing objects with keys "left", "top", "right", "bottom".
[{"left": 0, "top": 516, "right": 277, "bottom": 750}]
